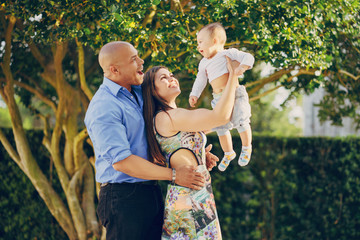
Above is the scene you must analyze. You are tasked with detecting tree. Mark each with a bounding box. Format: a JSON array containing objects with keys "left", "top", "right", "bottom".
[
  {"left": 0, "top": 1, "right": 106, "bottom": 239},
  {"left": 0, "top": 0, "right": 359, "bottom": 239}
]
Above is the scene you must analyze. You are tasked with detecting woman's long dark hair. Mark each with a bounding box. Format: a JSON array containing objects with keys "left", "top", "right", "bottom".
[{"left": 142, "top": 66, "right": 173, "bottom": 167}]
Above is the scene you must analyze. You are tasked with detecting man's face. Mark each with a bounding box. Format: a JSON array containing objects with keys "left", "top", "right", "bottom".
[{"left": 116, "top": 44, "right": 144, "bottom": 88}]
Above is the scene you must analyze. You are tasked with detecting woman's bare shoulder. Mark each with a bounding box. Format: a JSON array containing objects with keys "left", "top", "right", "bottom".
[{"left": 155, "top": 110, "right": 180, "bottom": 136}]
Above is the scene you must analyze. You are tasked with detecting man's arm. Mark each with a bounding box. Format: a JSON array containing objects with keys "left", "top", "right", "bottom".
[{"left": 113, "top": 155, "right": 205, "bottom": 190}]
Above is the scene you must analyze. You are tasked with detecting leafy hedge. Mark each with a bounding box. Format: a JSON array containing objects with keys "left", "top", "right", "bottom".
[
  {"left": 0, "top": 129, "right": 67, "bottom": 240},
  {"left": 1, "top": 129, "right": 359, "bottom": 240},
  {"left": 207, "top": 135, "right": 360, "bottom": 240}
]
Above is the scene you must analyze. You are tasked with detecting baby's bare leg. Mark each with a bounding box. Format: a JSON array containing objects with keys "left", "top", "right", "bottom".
[
  {"left": 218, "top": 132, "right": 234, "bottom": 152},
  {"left": 239, "top": 128, "right": 252, "bottom": 147}
]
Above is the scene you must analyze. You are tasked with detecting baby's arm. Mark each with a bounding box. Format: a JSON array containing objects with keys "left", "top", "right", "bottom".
[
  {"left": 235, "top": 64, "right": 251, "bottom": 76},
  {"left": 228, "top": 48, "right": 255, "bottom": 76},
  {"left": 189, "top": 60, "right": 207, "bottom": 107},
  {"left": 189, "top": 96, "right": 198, "bottom": 108}
]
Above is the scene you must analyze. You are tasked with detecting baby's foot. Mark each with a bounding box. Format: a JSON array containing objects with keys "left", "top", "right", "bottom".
[
  {"left": 238, "top": 146, "right": 252, "bottom": 167},
  {"left": 218, "top": 151, "right": 236, "bottom": 172}
]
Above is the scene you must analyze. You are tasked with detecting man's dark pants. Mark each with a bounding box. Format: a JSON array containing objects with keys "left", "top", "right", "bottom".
[{"left": 97, "top": 182, "right": 164, "bottom": 240}]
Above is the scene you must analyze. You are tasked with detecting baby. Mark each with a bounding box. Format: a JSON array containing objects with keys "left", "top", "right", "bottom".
[{"left": 189, "top": 22, "right": 255, "bottom": 171}]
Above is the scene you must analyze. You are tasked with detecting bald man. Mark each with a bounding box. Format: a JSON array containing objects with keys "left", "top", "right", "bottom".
[{"left": 84, "top": 41, "right": 207, "bottom": 240}]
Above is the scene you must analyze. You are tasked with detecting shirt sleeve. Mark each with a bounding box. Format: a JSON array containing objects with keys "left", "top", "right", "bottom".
[
  {"left": 190, "top": 60, "right": 208, "bottom": 98},
  {"left": 85, "top": 101, "right": 132, "bottom": 166},
  {"left": 228, "top": 48, "right": 255, "bottom": 69}
]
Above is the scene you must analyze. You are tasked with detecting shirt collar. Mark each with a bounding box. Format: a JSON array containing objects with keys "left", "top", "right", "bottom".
[
  {"left": 103, "top": 77, "right": 123, "bottom": 96},
  {"left": 103, "top": 77, "right": 142, "bottom": 95}
]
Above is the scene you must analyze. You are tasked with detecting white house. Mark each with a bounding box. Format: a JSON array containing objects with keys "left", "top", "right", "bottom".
[{"left": 303, "top": 87, "right": 360, "bottom": 137}]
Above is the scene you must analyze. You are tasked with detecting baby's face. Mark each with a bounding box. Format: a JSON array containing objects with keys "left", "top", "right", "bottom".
[{"left": 197, "top": 30, "right": 216, "bottom": 59}]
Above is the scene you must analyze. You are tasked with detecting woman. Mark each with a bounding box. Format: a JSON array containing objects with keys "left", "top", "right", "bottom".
[{"left": 142, "top": 57, "right": 238, "bottom": 239}]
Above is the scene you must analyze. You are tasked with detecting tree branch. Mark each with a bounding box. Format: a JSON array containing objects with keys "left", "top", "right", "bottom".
[
  {"left": 247, "top": 68, "right": 318, "bottom": 97},
  {"left": 172, "top": 0, "right": 191, "bottom": 34},
  {"left": 85, "top": 61, "right": 100, "bottom": 78},
  {"left": 249, "top": 85, "right": 282, "bottom": 102},
  {"left": 39, "top": 114, "right": 52, "bottom": 152},
  {"left": 245, "top": 77, "right": 267, "bottom": 88},
  {"left": 76, "top": 38, "right": 93, "bottom": 101},
  {"left": 28, "top": 41, "right": 47, "bottom": 70},
  {"left": 175, "top": 50, "right": 188, "bottom": 59},
  {"left": 27, "top": 40, "right": 57, "bottom": 88},
  {"left": 247, "top": 68, "right": 293, "bottom": 96},
  {"left": 339, "top": 69, "right": 359, "bottom": 81},
  {"left": 142, "top": 4, "right": 157, "bottom": 28},
  {"left": 0, "top": 128, "right": 21, "bottom": 166},
  {"left": 73, "top": 128, "right": 88, "bottom": 171},
  {"left": 82, "top": 162, "right": 100, "bottom": 238},
  {"left": 13, "top": 78, "right": 57, "bottom": 112},
  {"left": 226, "top": 40, "right": 253, "bottom": 47},
  {"left": 2, "top": 16, "right": 16, "bottom": 74},
  {"left": 142, "top": 49, "right": 152, "bottom": 60},
  {"left": 50, "top": 41, "right": 71, "bottom": 191},
  {"left": 67, "top": 163, "right": 87, "bottom": 240}
]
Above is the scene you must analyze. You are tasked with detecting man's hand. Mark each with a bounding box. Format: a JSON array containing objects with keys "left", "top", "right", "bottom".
[
  {"left": 205, "top": 144, "right": 219, "bottom": 171},
  {"left": 189, "top": 96, "right": 198, "bottom": 108},
  {"left": 175, "top": 165, "right": 205, "bottom": 190}
]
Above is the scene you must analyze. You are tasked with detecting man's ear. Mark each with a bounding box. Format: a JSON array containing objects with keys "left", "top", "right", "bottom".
[{"left": 109, "top": 65, "right": 120, "bottom": 75}]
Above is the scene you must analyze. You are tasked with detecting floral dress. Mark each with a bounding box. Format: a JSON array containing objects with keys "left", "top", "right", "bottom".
[{"left": 155, "top": 123, "right": 222, "bottom": 240}]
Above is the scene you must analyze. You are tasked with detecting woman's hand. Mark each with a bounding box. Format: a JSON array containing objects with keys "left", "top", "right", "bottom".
[
  {"left": 226, "top": 56, "right": 240, "bottom": 75},
  {"left": 234, "top": 64, "right": 250, "bottom": 76}
]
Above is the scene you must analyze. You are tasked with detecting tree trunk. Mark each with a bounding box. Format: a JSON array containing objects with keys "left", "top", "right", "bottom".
[{"left": 0, "top": 15, "right": 78, "bottom": 240}]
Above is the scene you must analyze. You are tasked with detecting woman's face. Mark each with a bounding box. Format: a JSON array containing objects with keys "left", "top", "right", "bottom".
[{"left": 154, "top": 68, "right": 181, "bottom": 102}]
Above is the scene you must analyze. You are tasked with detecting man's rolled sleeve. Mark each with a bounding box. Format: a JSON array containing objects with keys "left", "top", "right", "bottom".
[{"left": 90, "top": 119, "right": 132, "bottom": 166}]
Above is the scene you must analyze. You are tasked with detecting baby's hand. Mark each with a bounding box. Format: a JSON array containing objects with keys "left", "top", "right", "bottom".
[
  {"left": 235, "top": 64, "right": 250, "bottom": 76},
  {"left": 189, "top": 96, "right": 198, "bottom": 107}
]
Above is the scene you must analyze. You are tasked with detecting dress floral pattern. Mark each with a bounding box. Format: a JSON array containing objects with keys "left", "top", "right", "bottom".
[{"left": 156, "top": 128, "right": 222, "bottom": 240}]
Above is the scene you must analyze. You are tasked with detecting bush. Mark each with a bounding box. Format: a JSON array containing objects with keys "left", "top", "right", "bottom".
[
  {"left": 1, "top": 129, "right": 359, "bottom": 240},
  {"left": 0, "top": 129, "right": 66, "bottom": 240},
  {"left": 207, "top": 135, "right": 360, "bottom": 240}
]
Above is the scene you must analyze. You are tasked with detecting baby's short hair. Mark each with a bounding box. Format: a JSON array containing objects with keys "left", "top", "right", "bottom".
[{"left": 200, "top": 22, "right": 227, "bottom": 45}]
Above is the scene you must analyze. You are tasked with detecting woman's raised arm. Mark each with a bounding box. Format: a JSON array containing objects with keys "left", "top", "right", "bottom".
[{"left": 157, "top": 57, "right": 239, "bottom": 134}]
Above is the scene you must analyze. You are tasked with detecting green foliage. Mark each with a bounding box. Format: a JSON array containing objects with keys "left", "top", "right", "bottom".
[
  {"left": 1, "top": 0, "right": 359, "bottom": 127},
  {"left": 208, "top": 135, "right": 360, "bottom": 240}
]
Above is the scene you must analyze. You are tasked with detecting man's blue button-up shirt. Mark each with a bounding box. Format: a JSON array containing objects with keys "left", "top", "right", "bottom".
[{"left": 84, "top": 77, "right": 149, "bottom": 183}]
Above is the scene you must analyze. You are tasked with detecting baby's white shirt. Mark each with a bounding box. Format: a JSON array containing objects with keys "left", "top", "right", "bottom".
[{"left": 190, "top": 48, "right": 255, "bottom": 98}]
